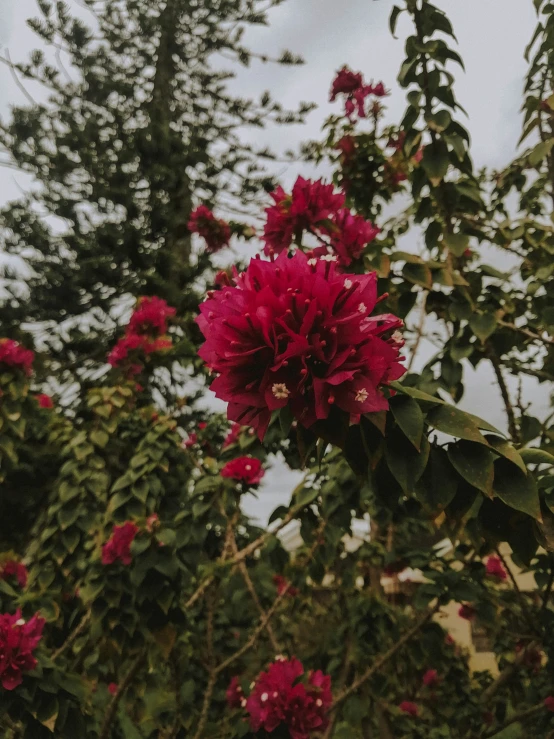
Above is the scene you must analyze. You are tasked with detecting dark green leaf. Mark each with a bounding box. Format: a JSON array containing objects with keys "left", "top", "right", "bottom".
[
  {"left": 426, "top": 405, "right": 488, "bottom": 445},
  {"left": 486, "top": 436, "right": 527, "bottom": 474},
  {"left": 390, "top": 395, "right": 424, "bottom": 451},
  {"left": 520, "top": 448, "right": 554, "bottom": 465},
  {"left": 493, "top": 458, "right": 541, "bottom": 519},
  {"left": 469, "top": 313, "right": 497, "bottom": 342},
  {"left": 444, "top": 232, "right": 469, "bottom": 256},
  {"left": 448, "top": 441, "right": 495, "bottom": 496}
]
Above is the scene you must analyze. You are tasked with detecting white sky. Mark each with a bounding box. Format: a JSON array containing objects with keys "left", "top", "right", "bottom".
[{"left": 0, "top": 0, "right": 549, "bottom": 523}]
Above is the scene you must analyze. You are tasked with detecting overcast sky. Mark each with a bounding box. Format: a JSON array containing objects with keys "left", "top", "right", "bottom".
[{"left": 0, "top": 1, "right": 548, "bottom": 523}]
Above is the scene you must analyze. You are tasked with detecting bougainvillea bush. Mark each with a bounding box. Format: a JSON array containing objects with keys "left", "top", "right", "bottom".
[{"left": 2, "top": 0, "right": 554, "bottom": 737}]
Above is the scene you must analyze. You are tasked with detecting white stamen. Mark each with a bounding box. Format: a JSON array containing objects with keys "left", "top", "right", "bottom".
[
  {"left": 358, "top": 302, "right": 367, "bottom": 313},
  {"left": 316, "top": 698, "right": 323, "bottom": 707},
  {"left": 15, "top": 619, "right": 25, "bottom": 626},
  {"left": 241, "top": 698, "right": 247, "bottom": 707},
  {"left": 355, "top": 388, "right": 369, "bottom": 403},
  {"left": 272, "top": 383, "right": 290, "bottom": 399},
  {"left": 261, "top": 692, "right": 269, "bottom": 703},
  {"left": 391, "top": 330, "right": 403, "bottom": 342},
  {"left": 245, "top": 464, "right": 252, "bottom": 471},
  {"left": 344, "top": 279, "right": 353, "bottom": 289},
  {"left": 321, "top": 254, "right": 337, "bottom": 262},
  {"left": 275, "top": 654, "right": 286, "bottom": 662},
  {"left": 308, "top": 258, "right": 317, "bottom": 266}
]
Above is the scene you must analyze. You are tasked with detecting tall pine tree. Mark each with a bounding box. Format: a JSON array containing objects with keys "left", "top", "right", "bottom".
[{"left": 0, "top": 0, "right": 310, "bottom": 399}]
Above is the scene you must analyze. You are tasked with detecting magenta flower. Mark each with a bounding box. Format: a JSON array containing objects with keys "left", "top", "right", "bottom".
[{"left": 196, "top": 250, "right": 405, "bottom": 440}]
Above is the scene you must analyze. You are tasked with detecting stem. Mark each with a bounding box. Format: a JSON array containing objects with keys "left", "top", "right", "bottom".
[
  {"left": 541, "top": 556, "right": 554, "bottom": 613},
  {"left": 481, "top": 642, "right": 539, "bottom": 703},
  {"left": 406, "top": 293, "right": 428, "bottom": 372},
  {"left": 330, "top": 604, "right": 439, "bottom": 711},
  {"left": 485, "top": 344, "right": 520, "bottom": 443},
  {"left": 51, "top": 610, "right": 91, "bottom": 661},
  {"left": 99, "top": 650, "right": 146, "bottom": 739},
  {"left": 498, "top": 319, "right": 554, "bottom": 346},
  {"left": 483, "top": 702, "right": 547, "bottom": 738},
  {"left": 494, "top": 547, "right": 538, "bottom": 635}
]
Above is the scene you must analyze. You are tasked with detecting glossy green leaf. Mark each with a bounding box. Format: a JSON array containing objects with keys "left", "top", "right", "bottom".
[
  {"left": 448, "top": 441, "right": 495, "bottom": 496},
  {"left": 426, "top": 405, "right": 488, "bottom": 445},
  {"left": 520, "top": 448, "right": 554, "bottom": 465},
  {"left": 486, "top": 436, "right": 527, "bottom": 473},
  {"left": 390, "top": 394, "right": 424, "bottom": 451},
  {"left": 493, "top": 458, "right": 541, "bottom": 520}
]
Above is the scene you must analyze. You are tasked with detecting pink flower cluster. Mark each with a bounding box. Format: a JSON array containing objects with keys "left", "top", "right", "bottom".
[
  {"left": 0, "top": 610, "right": 45, "bottom": 690},
  {"left": 197, "top": 250, "right": 405, "bottom": 440},
  {"left": 330, "top": 66, "right": 387, "bottom": 119},
  {"left": 36, "top": 393, "right": 53, "bottom": 409},
  {"left": 227, "top": 657, "right": 332, "bottom": 739},
  {"left": 102, "top": 522, "right": 139, "bottom": 566},
  {"left": 221, "top": 456, "right": 264, "bottom": 485},
  {"left": 188, "top": 205, "right": 231, "bottom": 253},
  {"left": 0, "top": 339, "right": 34, "bottom": 376},
  {"left": 263, "top": 177, "right": 379, "bottom": 265},
  {"left": 0, "top": 560, "right": 28, "bottom": 589},
  {"left": 107, "top": 296, "right": 174, "bottom": 371},
  {"left": 485, "top": 556, "right": 507, "bottom": 581}
]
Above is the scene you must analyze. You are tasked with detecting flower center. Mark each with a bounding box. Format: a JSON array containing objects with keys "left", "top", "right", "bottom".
[
  {"left": 344, "top": 278, "right": 353, "bottom": 289},
  {"left": 272, "top": 383, "right": 290, "bottom": 399},
  {"left": 355, "top": 388, "right": 369, "bottom": 402},
  {"left": 261, "top": 692, "right": 269, "bottom": 702},
  {"left": 358, "top": 302, "right": 367, "bottom": 313}
]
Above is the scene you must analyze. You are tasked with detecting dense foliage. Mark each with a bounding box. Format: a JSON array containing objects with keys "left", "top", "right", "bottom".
[{"left": 1, "top": 0, "right": 554, "bottom": 737}]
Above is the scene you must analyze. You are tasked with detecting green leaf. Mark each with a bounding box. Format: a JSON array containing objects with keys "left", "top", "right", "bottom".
[
  {"left": 444, "top": 232, "right": 469, "bottom": 256},
  {"left": 448, "top": 441, "right": 495, "bottom": 496},
  {"left": 403, "top": 262, "right": 433, "bottom": 289},
  {"left": 416, "top": 447, "right": 458, "bottom": 512},
  {"left": 528, "top": 138, "right": 554, "bottom": 166},
  {"left": 426, "top": 405, "right": 488, "bottom": 445},
  {"left": 385, "top": 429, "right": 430, "bottom": 494},
  {"left": 520, "top": 448, "right": 554, "bottom": 465},
  {"left": 389, "top": 382, "right": 443, "bottom": 409},
  {"left": 422, "top": 141, "right": 449, "bottom": 185},
  {"left": 389, "top": 5, "right": 403, "bottom": 37},
  {"left": 279, "top": 404, "right": 294, "bottom": 437},
  {"left": 486, "top": 436, "right": 527, "bottom": 473},
  {"left": 90, "top": 429, "right": 109, "bottom": 448},
  {"left": 295, "top": 486, "right": 319, "bottom": 507},
  {"left": 469, "top": 313, "right": 497, "bottom": 342},
  {"left": 493, "top": 458, "right": 541, "bottom": 519},
  {"left": 426, "top": 109, "right": 452, "bottom": 132},
  {"left": 390, "top": 395, "right": 424, "bottom": 451}
]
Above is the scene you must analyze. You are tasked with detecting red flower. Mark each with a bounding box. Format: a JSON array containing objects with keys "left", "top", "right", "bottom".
[
  {"left": 146, "top": 513, "right": 159, "bottom": 533},
  {"left": 183, "top": 432, "right": 198, "bottom": 448},
  {"left": 197, "top": 250, "right": 405, "bottom": 440},
  {"left": 368, "top": 81, "right": 387, "bottom": 97},
  {"left": 245, "top": 657, "right": 331, "bottom": 739},
  {"left": 215, "top": 270, "right": 233, "bottom": 288},
  {"left": 108, "top": 682, "right": 118, "bottom": 695},
  {"left": 335, "top": 135, "right": 356, "bottom": 164},
  {"left": 102, "top": 522, "right": 139, "bottom": 566},
  {"left": 1, "top": 561, "right": 28, "bottom": 589},
  {"left": 458, "top": 604, "right": 476, "bottom": 621},
  {"left": 128, "top": 296, "right": 176, "bottom": 335},
  {"left": 36, "top": 393, "right": 54, "bottom": 409},
  {"left": 226, "top": 676, "right": 245, "bottom": 709},
  {"left": 221, "top": 456, "right": 264, "bottom": 485},
  {"left": 0, "top": 339, "right": 34, "bottom": 375},
  {"left": 485, "top": 556, "right": 507, "bottom": 581},
  {"left": 108, "top": 333, "right": 171, "bottom": 367},
  {"left": 188, "top": 205, "right": 231, "bottom": 253},
  {"left": 422, "top": 669, "right": 438, "bottom": 687},
  {"left": 0, "top": 610, "right": 45, "bottom": 690},
  {"left": 399, "top": 701, "right": 418, "bottom": 717},
  {"left": 222, "top": 422, "right": 242, "bottom": 449},
  {"left": 330, "top": 67, "right": 364, "bottom": 100},
  {"left": 198, "top": 422, "right": 207, "bottom": 430},
  {"left": 545, "top": 696, "right": 554, "bottom": 712},
  {"left": 328, "top": 209, "right": 380, "bottom": 266},
  {"left": 273, "top": 574, "right": 298, "bottom": 597},
  {"left": 263, "top": 177, "right": 345, "bottom": 256}
]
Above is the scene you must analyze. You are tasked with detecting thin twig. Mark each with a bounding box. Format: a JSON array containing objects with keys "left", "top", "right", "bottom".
[
  {"left": 494, "top": 547, "right": 538, "bottom": 635},
  {"left": 407, "top": 293, "right": 428, "bottom": 372},
  {"left": 483, "top": 701, "right": 547, "bottom": 738},
  {"left": 498, "top": 319, "right": 554, "bottom": 346},
  {"left": 230, "top": 531, "right": 281, "bottom": 654},
  {"left": 2, "top": 51, "right": 37, "bottom": 106},
  {"left": 330, "top": 603, "right": 439, "bottom": 711},
  {"left": 486, "top": 344, "right": 520, "bottom": 443},
  {"left": 481, "top": 641, "right": 539, "bottom": 702},
  {"left": 51, "top": 610, "right": 91, "bottom": 661},
  {"left": 99, "top": 650, "right": 146, "bottom": 739}
]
